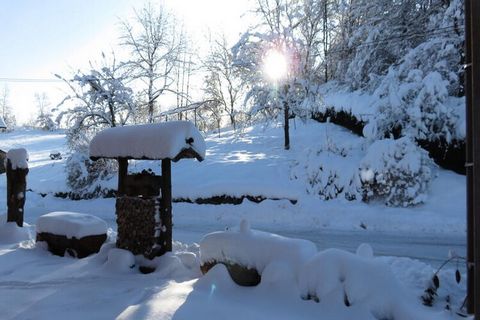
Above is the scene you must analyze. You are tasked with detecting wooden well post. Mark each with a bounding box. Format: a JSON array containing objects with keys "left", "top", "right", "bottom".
[
  {"left": 89, "top": 121, "right": 205, "bottom": 260},
  {"left": 6, "top": 159, "right": 28, "bottom": 227},
  {"left": 115, "top": 157, "right": 174, "bottom": 258}
]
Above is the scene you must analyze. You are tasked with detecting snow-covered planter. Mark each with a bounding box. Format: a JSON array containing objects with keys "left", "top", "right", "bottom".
[
  {"left": 199, "top": 220, "right": 317, "bottom": 286},
  {"left": 359, "top": 137, "right": 433, "bottom": 207},
  {"left": 299, "top": 247, "right": 418, "bottom": 319},
  {"left": 36, "top": 212, "right": 108, "bottom": 258}
]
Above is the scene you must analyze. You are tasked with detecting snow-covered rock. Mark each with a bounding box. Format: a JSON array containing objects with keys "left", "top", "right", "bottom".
[
  {"left": 89, "top": 121, "right": 206, "bottom": 162},
  {"left": 36, "top": 211, "right": 107, "bottom": 239}
]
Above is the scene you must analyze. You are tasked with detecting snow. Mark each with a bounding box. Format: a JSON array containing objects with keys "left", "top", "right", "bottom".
[
  {"left": 6, "top": 148, "right": 29, "bottom": 169},
  {"left": 103, "top": 247, "right": 136, "bottom": 273},
  {"left": 89, "top": 121, "right": 206, "bottom": 162},
  {"left": 36, "top": 211, "right": 108, "bottom": 238},
  {"left": 0, "top": 124, "right": 468, "bottom": 319},
  {"left": 298, "top": 248, "right": 450, "bottom": 320},
  {"left": 0, "top": 219, "right": 31, "bottom": 244},
  {"left": 200, "top": 220, "right": 317, "bottom": 275},
  {"left": 0, "top": 116, "right": 6, "bottom": 129}
]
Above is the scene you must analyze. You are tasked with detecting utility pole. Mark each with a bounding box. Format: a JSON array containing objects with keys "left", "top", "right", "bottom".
[{"left": 465, "top": 0, "right": 480, "bottom": 316}]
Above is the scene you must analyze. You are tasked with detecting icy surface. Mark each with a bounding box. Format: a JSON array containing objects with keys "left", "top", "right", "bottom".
[
  {"left": 89, "top": 121, "right": 206, "bottom": 161},
  {"left": 200, "top": 220, "right": 317, "bottom": 274},
  {"left": 6, "top": 148, "right": 29, "bottom": 169},
  {"left": 36, "top": 211, "right": 107, "bottom": 238}
]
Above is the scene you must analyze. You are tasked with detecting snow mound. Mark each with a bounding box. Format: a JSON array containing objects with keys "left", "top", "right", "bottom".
[
  {"left": 200, "top": 220, "right": 317, "bottom": 275},
  {"left": 36, "top": 211, "right": 108, "bottom": 239},
  {"left": 89, "top": 121, "right": 206, "bottom": 162},
  {"left": 103, "top": 248, "right": 136, "bottom": 273},
  {"left": 6, "top": 148, "right": 29, "bottom": 169},
  {"left": 0, "top": 221, "right": 31, "bottom": 244},
  {"left": 299, "top": 248, "right": 423, "bottom": 320}
]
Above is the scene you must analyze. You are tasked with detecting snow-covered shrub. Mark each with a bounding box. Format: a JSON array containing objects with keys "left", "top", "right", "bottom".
[
  {"left": 66, "top": 151, "right": 116, "bottom": 196},
  {"left": 36, "top": 113, "right": 57, "bottom": 131},
  {"left": 291, "top": 147, "right": 355, "bottom": 201},
  {"left": 359, "top": 137, "right": 433, "bottom": 207},
  {"left": 291, "top": 138, "right": 362, "bottom": 201},
  {"left": 299, "top": 248, "right": 419, "bottom": 319}
]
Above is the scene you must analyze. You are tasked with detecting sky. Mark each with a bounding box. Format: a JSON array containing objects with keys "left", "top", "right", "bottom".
[{"left": 0, "top": 0, "right": 251, "bottom": 125}]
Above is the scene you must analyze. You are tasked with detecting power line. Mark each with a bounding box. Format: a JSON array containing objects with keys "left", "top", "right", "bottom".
[{"left": 0, "top": 77, "right": 63, "bottom": 83}]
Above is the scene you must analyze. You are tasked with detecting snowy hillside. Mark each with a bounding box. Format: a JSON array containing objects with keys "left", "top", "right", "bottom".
[{"left": 0, "top": 122, "right": 468, "bottom": 319}]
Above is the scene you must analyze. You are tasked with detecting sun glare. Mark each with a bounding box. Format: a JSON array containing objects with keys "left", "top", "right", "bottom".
[{"left": 263, "top": 49, "right": 288, "bottom": 81}]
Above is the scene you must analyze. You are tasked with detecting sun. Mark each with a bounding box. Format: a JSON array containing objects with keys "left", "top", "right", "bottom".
[{"left": 263, "top": 49, "right": 288, "bottom": 81}]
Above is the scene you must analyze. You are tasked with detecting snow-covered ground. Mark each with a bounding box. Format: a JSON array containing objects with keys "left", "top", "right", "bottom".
[{"left": 0, "top": 123, "right": 469, "bottom": 319}]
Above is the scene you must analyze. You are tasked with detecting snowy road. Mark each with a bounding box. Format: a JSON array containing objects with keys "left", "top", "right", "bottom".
[{"left": 175, "top": 224, "right": 466, "bottom": 270}]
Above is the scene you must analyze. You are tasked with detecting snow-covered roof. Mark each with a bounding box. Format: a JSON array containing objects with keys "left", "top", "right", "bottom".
[
  {"left": 0, "top": 116, "right": 6, "bottom": 129},
  {"left": 89, "top": 121, "right": 206, "bottom": 162}
]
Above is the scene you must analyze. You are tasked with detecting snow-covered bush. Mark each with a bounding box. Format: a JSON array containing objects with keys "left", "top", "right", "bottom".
[
  {"left": 35, "top": 113, "right": 57, "bottom": 131},
  {"left": 359, "top": 137, "right": 433, "bottom": 207},
  {"left": 291, "top": 145, "right": 358, "bottom": 201},
  {"left": 66, "top": 151, "right": 116, "bottom": 197}
]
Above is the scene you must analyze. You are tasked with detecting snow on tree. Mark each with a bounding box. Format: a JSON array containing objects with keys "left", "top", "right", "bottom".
[
  {"left": 56, "top": 52, "right": 135, "bottom": 149},
  {"left": 34, "top": 92, "right": 56, "bottom": 131},
  {"left": 233, "top": 0, "right": 326, "bottom": 149},
  {"left": 0, "top": 86, "right": 16, "bottom": 130},
  {"left": 120, "top": 2, "right": 184, "bottom": 123},
  {"left": 202, "top": 33, "right": 244, "bottom": 132},
  {"left": 56, "top": 52, "right": 134, "bottom": 196}
]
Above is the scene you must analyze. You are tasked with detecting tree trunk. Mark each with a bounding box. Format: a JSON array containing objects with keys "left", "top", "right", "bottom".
[
  {"left": 6, "top": 159, "right": 28, "bottom": 227},
  {"left": 283, "top": 84, "right": 290, "bottom": 150}
]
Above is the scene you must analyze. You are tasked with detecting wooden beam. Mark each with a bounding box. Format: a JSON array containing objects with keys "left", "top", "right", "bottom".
[
  {"left": 468, "top": 0, "right": 480, "bottom": 315},
  {"left": 158, "top": 159, "right": 172, "bottom": 255},
  {"left": 465, "top": 0, "right": 474, "bottom": 313},
  {"left": 117, "top": 158, "right": 128, "bottom": 196}
]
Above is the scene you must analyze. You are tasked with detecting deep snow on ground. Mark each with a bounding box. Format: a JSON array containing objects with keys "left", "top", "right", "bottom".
[{"left": 0, "top": 123, "right": 469, "bottom": 319}]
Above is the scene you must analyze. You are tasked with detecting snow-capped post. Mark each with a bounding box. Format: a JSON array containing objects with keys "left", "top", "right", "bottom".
[
  {"left": 89, "top": 121, "right": 205, "bottom": 261},
  {"left": 6, "top": 148, "right": 29, "bottom": 227}
]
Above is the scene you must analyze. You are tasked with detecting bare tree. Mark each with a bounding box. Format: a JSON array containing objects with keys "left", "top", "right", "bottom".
[
  {"left": 203, "top": 34, "right": 244, "bottom": 131},
  {"left": 0, "top": 86, "right": 16, "bottom": 129},
  {"left": 120, "top": 2, "right": 184, "bottom": 123},
  {"left": 34, "top": 92, "right": 56, "bottom": 131}
]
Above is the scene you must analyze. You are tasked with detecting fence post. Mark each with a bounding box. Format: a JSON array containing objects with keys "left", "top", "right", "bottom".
[{"left": 6, "top": 149, "right": 29, "bottom": 227}]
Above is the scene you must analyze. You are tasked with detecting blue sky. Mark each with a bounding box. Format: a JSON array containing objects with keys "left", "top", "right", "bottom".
[
  {"left": 0, "top": 0, "right": 250, "bottom": 124},
  {"left": 0, "top": 0, "right": 137, "bottom": 78}
]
